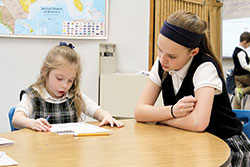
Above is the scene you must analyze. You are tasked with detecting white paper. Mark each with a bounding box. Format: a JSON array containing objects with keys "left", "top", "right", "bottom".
[
  {"left": 0, "top": 152, "right": 18, "bottom": 166},
  {"left": 50, "top": 122, "right": 111, "bottom": 135},
  {"left": 0, "top": 138, "right": 15, "bottom": 146}
]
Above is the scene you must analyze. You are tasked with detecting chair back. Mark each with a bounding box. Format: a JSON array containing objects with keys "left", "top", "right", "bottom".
[
  {"left": 226, "top": 68, "right": 235, "bottom": 95},
  {"left": 8, "top": 107, "right": 18, "bottom": 131},
  {"left": 233, "top": 109, "right": 250, "bottom": 139}
]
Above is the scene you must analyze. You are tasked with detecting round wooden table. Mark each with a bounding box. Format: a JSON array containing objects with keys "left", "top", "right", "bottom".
[{"left": 0, "top": 119, "right": 231, "bottom": 167}]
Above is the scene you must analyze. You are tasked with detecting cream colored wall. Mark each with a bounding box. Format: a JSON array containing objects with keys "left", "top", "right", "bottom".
[{"left": 0, "top": 0, "right": 150, "bottom": 132}]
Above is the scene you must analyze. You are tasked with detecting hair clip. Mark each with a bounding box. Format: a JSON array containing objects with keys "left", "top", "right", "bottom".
[{"left": 59, "top": 42, "right": 75, "bottom": 49}]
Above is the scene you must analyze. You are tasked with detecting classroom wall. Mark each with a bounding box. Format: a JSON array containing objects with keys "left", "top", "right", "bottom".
[{"left": 0, "top": 0, "right": 150, "bottom": 132}]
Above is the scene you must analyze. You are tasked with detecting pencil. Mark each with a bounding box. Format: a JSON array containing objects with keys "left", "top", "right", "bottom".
[
  {"left": 73, "top": 132, "right": 110, "bottom": 137},
  {"left": 46, "top": 114, "right": 51, "bottom": 121}
]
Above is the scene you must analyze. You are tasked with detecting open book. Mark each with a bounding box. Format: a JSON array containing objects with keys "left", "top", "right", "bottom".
[{"left": 50, "top": 122, "right": 111, "bottom": 136}]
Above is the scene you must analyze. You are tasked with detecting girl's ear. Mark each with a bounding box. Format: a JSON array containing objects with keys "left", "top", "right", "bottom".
[{"left": 191, "top": 47, "right": 199, "bottom": 57}]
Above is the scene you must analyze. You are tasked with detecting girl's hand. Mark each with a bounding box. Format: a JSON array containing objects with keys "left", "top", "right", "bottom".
[
  {"left": 94, "top": 108, "right": 125, "bottom": 128},
  {"left": 172, "top": 95, "right": 197, "bottom": 118},
  {"left": 30, "top": 118, "right": 52, "bottom": 132},
  {"left": 99, "top": 116, "right": 125, "bottom": 128}
]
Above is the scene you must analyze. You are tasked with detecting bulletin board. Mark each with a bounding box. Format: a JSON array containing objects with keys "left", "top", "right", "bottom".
[{"left": 0, "top": 0, "right": 108, "bottom": 39}]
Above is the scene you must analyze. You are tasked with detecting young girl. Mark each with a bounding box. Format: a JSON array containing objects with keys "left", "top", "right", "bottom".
[
  {"left": 13, "top": 42, "right": 124, "bottom": 132},
  {"left": 135, "top": 11, "right": 250, "bottom": 166}
]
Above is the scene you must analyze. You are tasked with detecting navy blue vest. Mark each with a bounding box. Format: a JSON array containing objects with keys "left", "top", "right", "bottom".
[
  {"left": 232, "top": 47, "right": 250, "bottom": 75},
  {"left": 158, "top": 53, "right": 242, "bottom": 139}
]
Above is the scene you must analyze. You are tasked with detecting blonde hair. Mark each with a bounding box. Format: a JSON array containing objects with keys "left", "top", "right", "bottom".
[
  {"left": 166, "top": 10, "right": 223, "bottom": 74},
  {"left": 33, "top": 44, "right": 85, "bottom": 119}
]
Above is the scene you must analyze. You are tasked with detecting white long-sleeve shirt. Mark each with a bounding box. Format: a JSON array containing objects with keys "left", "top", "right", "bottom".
[{"left": 15, "top": 86, "right": 100, "bottom": 121}]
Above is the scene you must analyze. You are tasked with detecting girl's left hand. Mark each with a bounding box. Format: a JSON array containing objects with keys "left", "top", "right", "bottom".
[{"left": 99, "top": 116, "right": 125, "bottom": 128}]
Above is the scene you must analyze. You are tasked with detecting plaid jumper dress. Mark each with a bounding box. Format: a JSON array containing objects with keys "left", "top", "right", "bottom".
[{"left": 20, "top": 87, "right": 78, "bottom": 124}]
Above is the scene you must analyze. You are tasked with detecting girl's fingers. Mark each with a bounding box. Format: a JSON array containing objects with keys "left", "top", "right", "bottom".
[
  {"left": 36, "top": 119, "right": 51, "bottom": 131},
  {"left": 38, "top": 124, "right": 48, "bottom": 132},
  {"left": 99, "top": 119, "right": 106, "bottom": 127},
  {"left": 185, "top": 102, "right": 196, "bottom": 108},
  {"left": 181, "top": 96, "right": 197, "bottom": 103},
  {"left": 114, "top": 120, "right": 125, "bottom": 128},
  {"left": 99, "top": 118, "right": 124, "bottom": 128},
  {"left": 109, "top": 121, "right": 114, "bottom": 127},
  {"left": 41, "top": 119, "right": 52, "bottom": 128},
  {"left": 33, "top": 124, "right": 45, "bottom": 132}
]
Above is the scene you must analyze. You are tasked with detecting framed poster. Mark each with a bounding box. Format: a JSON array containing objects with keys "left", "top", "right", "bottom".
[{"left": 0, "top": 0, "right": 108, "bottom": 39}]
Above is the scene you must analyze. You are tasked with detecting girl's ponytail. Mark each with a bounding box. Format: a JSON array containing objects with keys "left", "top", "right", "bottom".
[{"left": 200, "top": 33, "right": 223, "bottom": 75}]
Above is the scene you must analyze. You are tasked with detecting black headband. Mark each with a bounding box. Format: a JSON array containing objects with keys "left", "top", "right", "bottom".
[
  {"left": 160, "top": 21, "right": 202, "bottom": 48},
  {"left": 59, "top": 42, "right": 75, "bottom": 49}
]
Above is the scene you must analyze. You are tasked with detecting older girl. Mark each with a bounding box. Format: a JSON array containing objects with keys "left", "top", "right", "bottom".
[{"left": 135, "top": 11, "right": 250, "bottom": 166}]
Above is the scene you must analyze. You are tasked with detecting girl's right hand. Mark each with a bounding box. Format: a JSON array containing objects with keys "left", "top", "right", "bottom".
[
  {"left": 30, "top": 118, "right": 52, "bottom": 132},
  {"left": 172, "top": 95, "right": 197, "bottom": 118}
]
